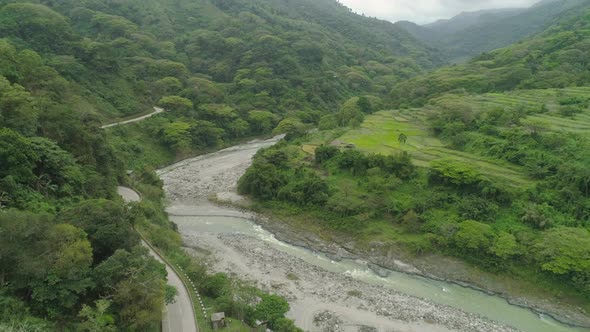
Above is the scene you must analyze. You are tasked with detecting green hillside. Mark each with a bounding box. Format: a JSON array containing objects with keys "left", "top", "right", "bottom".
[
  {"left": 241, "top": 84, "right": 590, "bottom": 319},
  {"left": 392, "top": 2, "right": 590, "bottom": 106},
  {"left": 239, "top": 5, "right": 590, "bottom": 323},
  {"left": 396, "top": 0, "right": 586, "bottom": 63},
  {"left": 2, "top": 0, "right": 590, "bottom": 329},
  {"left": 0, "top": 0, "right": 446, "bottom": 330}
]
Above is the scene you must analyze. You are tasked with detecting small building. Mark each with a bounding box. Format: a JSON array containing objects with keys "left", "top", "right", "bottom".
[{"left": 211, "top": 312, "right": 226, "bottom": 329}]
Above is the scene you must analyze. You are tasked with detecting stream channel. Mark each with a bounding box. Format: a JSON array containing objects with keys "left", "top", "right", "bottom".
[{"left": 158, "top": 137, "right": 589, "bottom": 332}]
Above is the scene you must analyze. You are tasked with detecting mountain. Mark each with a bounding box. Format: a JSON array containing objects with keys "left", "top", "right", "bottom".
[
  {"left": 396, "top": 0, "right": 587, "bottom": 62},
  {"left": 391, "top": 2, "right": 590, "bottom": 106},
  {"left": 423, "top": 8, "right": 525, "bottom": 33},
  {"left": 237, "top": 1, "right": 590, "bottom": 323},
  {"left": 0, "top": 0, "right": 445, "bottom": 330}
]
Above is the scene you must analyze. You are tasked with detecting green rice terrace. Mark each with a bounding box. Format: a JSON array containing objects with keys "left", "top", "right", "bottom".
[{"left": 331, "top": 87, "right": 590, "bottom": 188}]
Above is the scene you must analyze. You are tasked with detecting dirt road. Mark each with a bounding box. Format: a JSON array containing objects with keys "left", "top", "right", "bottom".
[{"left": 101, "top": 107, "right": 164, "bottom": 129}]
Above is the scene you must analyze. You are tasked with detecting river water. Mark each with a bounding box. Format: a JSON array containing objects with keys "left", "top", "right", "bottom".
[{"left": 159, "top": 137, "right": 589, "bottom": 332}]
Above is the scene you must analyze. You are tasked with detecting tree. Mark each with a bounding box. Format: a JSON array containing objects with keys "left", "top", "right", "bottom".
[
  {"left": 273, "top": 118, "right": 305, "bottom": 140},
  {"left": 94, "top": 247, "right": 166, "bottom": 330},
  {"left": 31, "top": 223, "right": 94, "bottom": 319},
  {"left": 534, "top": 227, "right": 590, "bottom": 276},
  {"left": 0, "top": 128, "right": 37, "bottom": 184},
  {"left": 252, "top": 295, "right": 290, "bottom": 327},
  {"left": 30, "top": 137, "right": 83, "bottom": 197},
  {"left": 201, "top": 273, "right": 229, "bottom": 299},
  {"left": 58, "top": 199, "right": 139, "bottom": 264},
  {"left": 158, "top": 96, "right": 193, "bottom": 113},
  {"left": 274, "top": 317, "right": 303, "bottom": 332},
  {"left": 238, "top": 162, "right": 286, "bottom": 200},
  {"left": 165, "top": 286, "right": 178, "bottom": 305},
  {"left": 315, "top": 145, "right": 340, "bottom": 164},
  {"left": 277, "top": 172, "right": 330, "bottom": 206},
  {"left": 0, "top": 3, "right": 73, "bottom": 53},
  {"left": 152, "top": 77, "right": 182, "bottom": 97},
  {"left": 248, "top": 110, "right": 278, "bottom": 134},
  {"left": 77, "top": 300, "right": 116, "bottom": 332},
  {"left": 357, "top": 96, "right": 373, "bottom": 114},
  {"left": 228, "top": 118, "right": 250, "bottom": 138},
  {"left": 161, "top": 121, "right": 192, "bottom": 152},
  {"left": 0, "top": 211, "right": 93, "bottom": 319},
  {"left": 429, "top": 159, "right": 482, "bottom": 187},
  {"left": 453, "top": 220, "right": 495, "bottom": 252},
  {"left": 521, "top": 204, "right": 553, "bottom": 229},
  {"left": 0, "top": 76, "right": 38, "bottom": 135},
  {"left": 401, "top": 210, "right": 421, "bottom": 233},
  {"left": 490, "top": 232, "right": 518, "bottom": 259},
  {"left": 190, "top": 120, "right": 224, "bottom": 148},
  {"left": 398, "top": 133, "right": 408, "bottom": 145}
]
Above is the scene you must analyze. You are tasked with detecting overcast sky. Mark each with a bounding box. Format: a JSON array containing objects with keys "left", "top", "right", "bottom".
[{"left": 338, "top": 0, "right": 541, "bottom": 24}]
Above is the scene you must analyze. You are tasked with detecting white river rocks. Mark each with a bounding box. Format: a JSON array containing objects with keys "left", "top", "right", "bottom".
[{"left": 158, "top": 137, "right": 520, "bottom": 332}]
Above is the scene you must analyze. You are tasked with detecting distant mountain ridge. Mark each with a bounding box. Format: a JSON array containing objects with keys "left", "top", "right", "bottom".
[
  {"left": 395, "top": 0, "right": 586, "bottom": 62},
  {"left": 423, "top": 7, "right": 525, "bottom": 33},
  {"left": 391, "top": 2, "right": 590, "bottom": 106}
]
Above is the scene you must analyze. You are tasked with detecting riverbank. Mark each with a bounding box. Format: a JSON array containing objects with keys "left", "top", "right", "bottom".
[
  {"left": 157, "top": 136, "right": 587, "bottom": 332},
  {"left": 223, "top": 202, "right": 590, "bottom": 329},
  {"left": 182, "top": 230, "right": 516, "bottom": 332}
]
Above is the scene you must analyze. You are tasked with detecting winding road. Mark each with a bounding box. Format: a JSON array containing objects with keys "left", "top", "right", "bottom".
[
  {"left": 101, "top": 107, "right": 165, "bottom": 129},
  {"left": 117, "top": 186, "right": 198, "bottom": 332}
]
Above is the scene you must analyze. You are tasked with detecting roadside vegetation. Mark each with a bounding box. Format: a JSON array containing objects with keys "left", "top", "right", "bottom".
[{"left": 131, "top": 168, "right": 301, "bottom": 331}]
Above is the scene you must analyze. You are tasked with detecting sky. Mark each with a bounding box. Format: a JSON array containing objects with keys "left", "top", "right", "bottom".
[{"left": 338, "top": 0, "right": 541, "bottom": 24}]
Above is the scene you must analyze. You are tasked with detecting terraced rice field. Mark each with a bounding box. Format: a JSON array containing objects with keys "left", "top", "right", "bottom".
[
  {"left": 337, "top": 110, "right": 533, "bottom": 187},
  {"left": 333, "top": 87, "right": 589, "bottom": 187}
]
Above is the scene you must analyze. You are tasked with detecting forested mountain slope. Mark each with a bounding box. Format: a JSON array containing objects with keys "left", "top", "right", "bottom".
[
  {"left": 396, "top": 0, "right": 586, "bottom": 63},
  {"left": 0, "top": 0, "right": 446, "bottom": 330},
  {"left": 391, "top": 4, "right": 590, "bottom": 106},
  {"left": 237, "top": 3, "right": 590, "bottom": 325}
]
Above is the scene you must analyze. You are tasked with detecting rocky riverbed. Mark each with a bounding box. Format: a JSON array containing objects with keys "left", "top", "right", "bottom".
[
  {"left": 183, "top": 231, "right": 517, "bottom": 332},
  {"left": 157, "top": 137, "right": 585, "bottom": 332}
]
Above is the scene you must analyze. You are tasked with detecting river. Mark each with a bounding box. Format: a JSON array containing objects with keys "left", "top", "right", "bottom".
[{"left": 158, "top": 137, "right": 589, "bottom": 332}]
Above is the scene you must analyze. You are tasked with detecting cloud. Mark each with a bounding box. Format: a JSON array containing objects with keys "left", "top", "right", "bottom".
[{"left": 338, "top": 0, "right": 540, "bottom": 24}]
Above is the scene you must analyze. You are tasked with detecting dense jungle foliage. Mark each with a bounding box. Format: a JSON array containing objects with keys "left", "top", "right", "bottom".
[
  {"left": 0, "top": 0, "right": 442, "bottom": 329},
  {"left": 2, "top": 0, "right": 590, "bottom": 329}
]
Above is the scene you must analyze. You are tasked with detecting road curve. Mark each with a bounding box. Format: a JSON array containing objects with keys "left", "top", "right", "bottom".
[
  {"left": 101, "top": 107, "right": 165, "bottom": 129},
  {"left": 117, "top": 186, "right": 198, "bottom": 332}
]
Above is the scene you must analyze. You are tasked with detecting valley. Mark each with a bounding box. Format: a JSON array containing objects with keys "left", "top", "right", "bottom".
[
  {"left": 1, "top": 0, "right": 590, "bottom": 331},
  {"left": 157, "top": 137, "right": 581, "bottom": 332}
]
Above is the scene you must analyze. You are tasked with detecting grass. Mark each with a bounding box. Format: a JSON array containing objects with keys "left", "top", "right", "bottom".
[
  {"left": 338, "top": 110, "right": 442, "bottom": 156},
  {"left": 336, "top": 110, "right": 534, "bottom": 187},
  {"left": 332, "top": 86, "right": 590, "bottom": 188},
  {"left": 106, "top": 120, "right": 176, "bottom": 170}
]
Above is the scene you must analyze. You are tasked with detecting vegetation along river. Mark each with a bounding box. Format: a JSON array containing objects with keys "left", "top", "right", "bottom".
[{"left": 158, "top": 137, "right": 590, "bottom": 332}]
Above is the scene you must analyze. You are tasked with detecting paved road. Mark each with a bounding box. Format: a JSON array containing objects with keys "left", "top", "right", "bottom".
[
  {"left": 117, "top": 186, "right": 198, "bottom": 332},
  {"left": 101, "top": 107, "right": 164, "bottom": 129}
]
